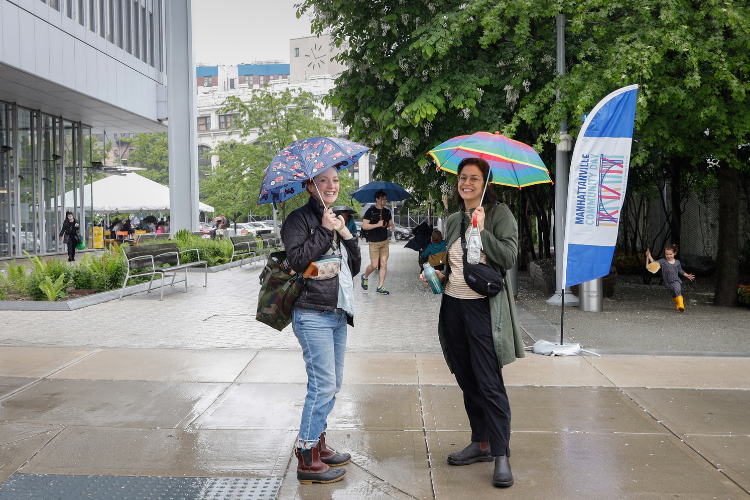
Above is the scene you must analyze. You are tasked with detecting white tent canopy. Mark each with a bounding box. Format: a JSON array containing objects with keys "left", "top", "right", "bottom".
[{"left": 62, "top": 172, "right": 213, "bottom": 214}]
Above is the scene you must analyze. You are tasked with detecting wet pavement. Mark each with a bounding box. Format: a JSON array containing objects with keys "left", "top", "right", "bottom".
[{"left": 1, "top": 244, "right": 749, "bottom": 498}]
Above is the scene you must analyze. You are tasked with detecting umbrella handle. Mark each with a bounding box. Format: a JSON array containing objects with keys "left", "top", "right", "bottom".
[
  {"left": 478, "top": 169, "right": 491, "bottom": 207},
  {"left": 312, "top": 179, "right": 329, "bottom": 211}
]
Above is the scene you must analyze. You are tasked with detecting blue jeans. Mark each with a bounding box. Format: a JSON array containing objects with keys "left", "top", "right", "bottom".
[{"left": 292, "top": 308, "right": 348, "bottom": 447}]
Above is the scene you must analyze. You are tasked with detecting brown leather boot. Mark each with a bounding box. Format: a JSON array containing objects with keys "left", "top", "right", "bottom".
[
  {"left": 295, "top": 445, "right": 347, "bottom": 484},
  {"left": 319, "top": 432, "right": 351, "bottom": 466}
]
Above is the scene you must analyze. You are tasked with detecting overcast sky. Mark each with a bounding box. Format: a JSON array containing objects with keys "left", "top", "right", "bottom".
[{"left": 192, "top": 0, "right": 313, "bottom": 65}]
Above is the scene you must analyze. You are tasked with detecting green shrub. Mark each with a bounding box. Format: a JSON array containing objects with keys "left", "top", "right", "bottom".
[
  {"left": 70, "top": 264, "right": 96, "bottom": 290},
  {"left": 38, "top": 274, "right": 68, "bottom": 301},
  {"left": 78, "top": 243, "right": 128, "bottom": 292},
  {"left": 24, "top": 252, "right": 70, "bottom": 301},
  {"left": 0, "top": 260, "right": 30, "bottom": 295},
  {"left": 739, "top": 284, "right": 750, "bottom": 305}
]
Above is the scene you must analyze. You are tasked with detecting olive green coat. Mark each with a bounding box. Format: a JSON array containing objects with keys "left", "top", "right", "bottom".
[{"left": 437, "top": 202, "right": 525, "bottom": 371}]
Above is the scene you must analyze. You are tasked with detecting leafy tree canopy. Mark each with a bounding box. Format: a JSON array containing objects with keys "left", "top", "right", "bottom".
[
  {"left": 126, "top": 132, "right": 169, "bottom": 185},
  {"left": 202, "top": 88, "right": 358, "bottom": 220}
]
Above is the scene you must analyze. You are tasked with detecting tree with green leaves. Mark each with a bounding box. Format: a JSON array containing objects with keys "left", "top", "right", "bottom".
[
  {"left": 126, "top": 133, "right": 169, "bottom": 185},
  {"left": 202, "top": 88, "right": 357, "bottom": 222},
  {"left": 301, "top": 0, "right": 750, "bottom": 305}
]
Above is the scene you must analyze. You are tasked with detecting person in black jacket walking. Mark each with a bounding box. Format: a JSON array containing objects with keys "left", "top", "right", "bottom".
[
  {"left": 59, "top": 211, "right": 80, "bottom": 262},
  {"left": 281, "top": 166, "right": 361, "bottom": 485}
]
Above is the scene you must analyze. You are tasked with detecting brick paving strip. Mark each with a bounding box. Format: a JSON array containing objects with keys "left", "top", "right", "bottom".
[{"left": 0, "top": 245, "right": 748, "bottom": 499}]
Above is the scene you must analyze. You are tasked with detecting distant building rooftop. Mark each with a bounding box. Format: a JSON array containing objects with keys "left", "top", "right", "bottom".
[
  {"left": 238, "top": 63, "right": 290, "bottom": 76},
  {"left": 196, "top": 66, "right": 218, "bottom": 77}
]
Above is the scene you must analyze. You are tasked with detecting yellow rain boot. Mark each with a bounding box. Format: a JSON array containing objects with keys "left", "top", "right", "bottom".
[{"left": 676, "top": 296, "right": 685, "bottom": 312}]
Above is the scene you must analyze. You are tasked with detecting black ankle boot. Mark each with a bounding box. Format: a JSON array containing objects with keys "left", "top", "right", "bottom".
[
  {"left": 447, "top": 441, "right": 492, "bottom": 466},
  {"left": 492, "top": 455, "right": 513, "bottom": 487}
]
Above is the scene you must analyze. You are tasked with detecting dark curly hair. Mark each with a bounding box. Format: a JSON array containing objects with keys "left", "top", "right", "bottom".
[{"left": 451, "top": 157, "right": 497, "bottom": 207}]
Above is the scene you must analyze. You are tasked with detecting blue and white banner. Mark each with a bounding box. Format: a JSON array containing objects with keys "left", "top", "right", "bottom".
[{"left": 561, "top": 84, "right": 638, "bottom": 289}]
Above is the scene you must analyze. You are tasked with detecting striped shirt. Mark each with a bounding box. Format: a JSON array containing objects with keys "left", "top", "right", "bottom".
[{"left": 444, "top": 227, "right": 487, "bottom": 300}]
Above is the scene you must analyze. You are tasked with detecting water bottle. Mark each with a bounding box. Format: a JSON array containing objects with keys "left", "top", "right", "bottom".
[
  {"left": 467, "top": 213, "right": 482, "bottom": 265},
  {"left": 423, "top": 262, "right": 444, "bottom": 294}
]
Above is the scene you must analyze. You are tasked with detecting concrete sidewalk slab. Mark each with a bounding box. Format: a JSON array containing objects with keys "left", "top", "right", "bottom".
[
  {"left": 683, "top": 435, "right": 750, "bottom": 494},
  {"left": 427, "top": 430, "right": 748, "bottom": 499},
  {"left": 504, "top": 354, "right": 613, "bottom": 387},
  {"left": 421, "top": 385, "right": 664, "bottom": 435},
  {"left": 327, "top": 384, "right": 423, "bottom": 431},
  {"left": 18, "top": 427, "right": 297, "bottom": 477},
  {"left": 48, "top": 348, "right": 258, "bottom": 383},
  {"left": 0, "top": 347, "right": 94, "bottom": 377},
  {"left": 195, "top": 383, "right": 306, "bottom": 430},
  {"left": 589, "top": 356, "right": 750, "bottom": 389},
  {"left": 625, "top": 388, "right": 750, "bottom": 437},
  {"left": 0, "top": 379, "right": 225, "bottom": 428}
]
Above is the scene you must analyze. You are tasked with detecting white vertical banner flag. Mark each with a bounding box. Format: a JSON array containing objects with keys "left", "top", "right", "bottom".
[{"left": 561, "top": 84, "right": 638, "bottom": 289}]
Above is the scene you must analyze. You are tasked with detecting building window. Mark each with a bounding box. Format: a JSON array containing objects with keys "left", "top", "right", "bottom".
[
  {"left": 295, "top": 48, "right": 299, "bottom": 57},
  {"left": 157, "top": 0, "right": 163, "bottom": 71},
  {"left": 244, "top": 75, "right": 253, "bottom": 85},
  {"left": 77, "top": 0, "right": 84, "bottom": 25},
  {"left": 66, "top": 0, "right": 73, "bottom": 18},
  {"left": 107, "top": 0, "right": 114, "bottom": 42},
  {"left": 124, "top": 0, "right": 131, "bottom": 53},
  {"left": 198, "top": 145, "right": 212, "bottom": 168},
  {"left": 50, "top": 0, "right": 60, "bottom": 11},
  {"left": 89, "top": 0, "right": 96, "bottom": 32},
  {"left": 218, "top": 114, "right": 235, "bottom": 130},
  {"left": 149, "top": 12, "right": 154, "bottom": 67},
  {"left": 259, "top": 75, "right": 264, "bottom": 85},
  {"left": 204, "top": 76, "right": 213, "bottom": 87},
  {"left": 99, "top": 0, "right": 106, "bottom": 38},
  {"left": 133, "top": 1, "right": 139, "bottom": 57},
  {"left": 197, "top": 116, "right": 211, "bottom": 131},
  {"left": 230, "top": 79, "right": 235, "bottom": 89},
  {"left": 141, "top": 5, "right": 147, "bottom": 62},
  {"left": 115, "top": 0, "right": 122, "bottom": 47}
]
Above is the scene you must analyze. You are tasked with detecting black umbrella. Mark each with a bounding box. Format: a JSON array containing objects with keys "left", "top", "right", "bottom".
[{"left": 330, "top": 206, "right": 356, "bottom": 216}]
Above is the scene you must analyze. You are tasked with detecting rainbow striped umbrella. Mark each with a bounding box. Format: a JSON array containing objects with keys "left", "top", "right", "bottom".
[{"left": 428, "top": 131, "right": 552, "bottom": 189}]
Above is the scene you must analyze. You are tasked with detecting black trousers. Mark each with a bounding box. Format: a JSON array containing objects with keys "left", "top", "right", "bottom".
[
  {"left": 66, "top": 236, "right": 76, "bottom": 260},
  {"left": 441, "top": 294, "right": 511, "bottom": 457}
]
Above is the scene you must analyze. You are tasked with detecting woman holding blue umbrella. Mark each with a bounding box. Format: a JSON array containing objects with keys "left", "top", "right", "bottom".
[{"left": 281, "top": 165, "right": 362, "bottom": 485}]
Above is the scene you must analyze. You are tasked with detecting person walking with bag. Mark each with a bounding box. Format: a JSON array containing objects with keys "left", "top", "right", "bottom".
[
  {"left": 59, "top": 210, "right": 80, "bottom": 262},
  {"left": 281, "top": 166, "right": 362, "bottom": 485},
  {"left": 420, "top": 157, "right": 524, "bottom": 488}
]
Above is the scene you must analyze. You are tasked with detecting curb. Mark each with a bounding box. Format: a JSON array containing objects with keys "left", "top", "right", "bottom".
[{"left": 0, "top": 276, "right": 188, "bottom": 311}]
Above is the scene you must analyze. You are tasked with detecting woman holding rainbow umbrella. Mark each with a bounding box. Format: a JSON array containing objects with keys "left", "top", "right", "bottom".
[{"left": 421, "top": 131, "right": 552, "bottom": 488}]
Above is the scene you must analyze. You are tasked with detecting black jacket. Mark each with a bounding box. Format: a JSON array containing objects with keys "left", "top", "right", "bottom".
[
  {"left": 59, "top": 219, "right": 80, "bottom": 237},
  {"left": 282, "top": 197, "right": 361, "bottom": 324}
]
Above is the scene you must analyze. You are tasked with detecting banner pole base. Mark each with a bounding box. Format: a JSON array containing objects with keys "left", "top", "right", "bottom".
[{"left": 545, "top": 289, "right": 580, "bottom": 307}]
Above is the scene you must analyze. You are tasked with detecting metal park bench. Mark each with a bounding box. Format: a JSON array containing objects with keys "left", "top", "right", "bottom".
[
  {"left": 121, "top": 242, "right": 207, "bottom": 301},
  {"left": 229, "top": 235, "right": 260, "bottom": 269}
]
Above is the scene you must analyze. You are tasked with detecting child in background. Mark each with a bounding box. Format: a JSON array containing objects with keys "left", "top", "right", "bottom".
[
  {"left": 422, "top": 230, "right": 448, "bottom": 272},
  {"left": 645, "top": 244, "right": 695, "bottom": 312}
]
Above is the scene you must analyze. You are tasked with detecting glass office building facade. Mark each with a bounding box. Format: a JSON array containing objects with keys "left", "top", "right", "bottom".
[{"left": 0, "top": 100, "right": 93, "bottom": 258}]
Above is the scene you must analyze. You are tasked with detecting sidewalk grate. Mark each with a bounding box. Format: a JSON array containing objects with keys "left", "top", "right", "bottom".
[{"left": 0, "top": 474, "right": 282, "bottom": 499}]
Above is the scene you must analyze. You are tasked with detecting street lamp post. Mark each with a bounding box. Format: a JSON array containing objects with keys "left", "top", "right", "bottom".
[{"left": 546, "top": 13, "right": 579, "bottom": 307}]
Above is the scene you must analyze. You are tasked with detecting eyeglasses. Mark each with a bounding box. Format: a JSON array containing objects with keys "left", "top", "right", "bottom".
[{"left": 458, "top": 175, "right": 483, "bottom": 184}]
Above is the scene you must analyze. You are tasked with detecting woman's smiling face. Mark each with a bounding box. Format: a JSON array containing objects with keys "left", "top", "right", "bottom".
[
  {"left": 457, "top": 164, "right": 484, "bottom": 205},
  {"left": 309, "top": 166, "right": 339, "bottom": 206}
]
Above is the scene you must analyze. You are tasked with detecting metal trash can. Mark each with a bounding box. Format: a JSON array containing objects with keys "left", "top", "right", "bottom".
[
  {"left": 580, "top": 278, "right": 603, "bottom": 312},
  {"left": 507, "top": 262, "right": 519, "bottom": 298}
]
